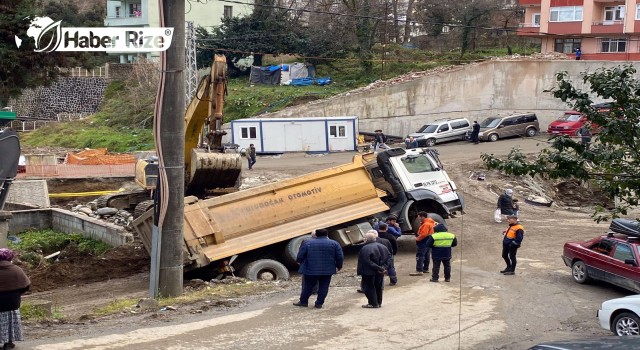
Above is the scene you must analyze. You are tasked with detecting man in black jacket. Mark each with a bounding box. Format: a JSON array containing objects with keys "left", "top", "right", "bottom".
[
  {"left": 496, "top": 189, "right": 514, "bottom": 223},
  {"left": 377, "top": 223, "right": 398, "bottom": 285},
  {"left": 471, "top": 121, "right": 481, "bottom": 144},
  {"left": 357, "top": 232, "right": 390, "bottom": 308}
]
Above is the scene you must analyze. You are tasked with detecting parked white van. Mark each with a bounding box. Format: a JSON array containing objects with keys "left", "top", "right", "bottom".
[{"left": 408, "top": 118, "right": 472, "bottom": 147}]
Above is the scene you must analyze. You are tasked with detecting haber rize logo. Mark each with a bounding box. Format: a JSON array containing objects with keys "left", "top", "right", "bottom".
[{"left": 15, "top": 16, "right": 173, "bottom": 53}]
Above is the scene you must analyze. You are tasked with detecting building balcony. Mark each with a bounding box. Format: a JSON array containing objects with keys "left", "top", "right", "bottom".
[
  {"left": 548, "top": 22, "right": 583, "bottom": 35},
  {"left": 517, "top": 23, "right": 541, "bottom": 36},
  {"left": 519, "top": 0, "right": 541, "bottom": 5},
  {"left": 104, "top": 0, "right": 149, "bottom": 27},
  {"left": 591, "top": 21, "right": 624, "bottom": 34},
  {"left": 104, "top": 14, "right": 149, "bottom": 27}
]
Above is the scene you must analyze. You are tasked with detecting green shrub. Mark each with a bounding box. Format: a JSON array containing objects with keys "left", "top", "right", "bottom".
[{"left": 9, "top": 229, "right": 112, "bottom": 257}]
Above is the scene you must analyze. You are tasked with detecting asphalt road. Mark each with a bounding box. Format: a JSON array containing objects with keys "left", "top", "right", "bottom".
[{"left": 23, "top": 135, "right": 632, "bottom": 350}]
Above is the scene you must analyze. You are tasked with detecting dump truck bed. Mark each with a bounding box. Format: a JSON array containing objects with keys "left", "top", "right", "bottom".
[{"left": 133, "top": 154, "right": 388, "bottom": 269}]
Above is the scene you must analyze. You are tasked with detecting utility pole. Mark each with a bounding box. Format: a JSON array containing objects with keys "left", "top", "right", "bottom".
[{"left": 158, "top": 0, "right": 185, "bottom": 297}]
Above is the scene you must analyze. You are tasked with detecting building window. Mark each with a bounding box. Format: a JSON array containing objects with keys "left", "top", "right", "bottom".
[
  {"left": 224, "top": 5, "right": 233, "bottom": 19},
  {"left": 115, "top": 6, "right": 121, "bottom": 18},
  {"left": 329, "top": 125, "right": 347, "bottom": 138},
  {"left": 604, "top": 6, "right": 625, "bottom": 22},
  {"left": 554, "top": 38, "right": 581, "bottom": 54},
  {"left": 240, "top": 126, "right": 257, "bottom": 139},
  {"left": 550, "top": 6, "right": 583, "bottom": 22},
  {"left": 636, "top": 4, "right": 640, "bottom": 20},
  {"left": 129, "top": 3, "right": 141, "bottom": 17},
  {"left": 532, "top": 13, "right": 541, "bottom": 27},
  {"left": 601, "top": 38, "right": 627, "bottom": 53}
]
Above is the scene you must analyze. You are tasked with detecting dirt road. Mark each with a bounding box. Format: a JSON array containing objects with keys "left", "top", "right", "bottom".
[{"left": 22, "top": 136, "right": 632, "bottom": 349}]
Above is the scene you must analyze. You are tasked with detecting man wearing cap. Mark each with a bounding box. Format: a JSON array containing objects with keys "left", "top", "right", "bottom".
[
  {"left": 496, "top": 189, "right": 515, "bottom": 223},
  {"left": 373, "top": 129, "right": 390, "bottom": 153},
  {"left": 425, "top": 223, "right": 457, "bottom": 282},
  {"left": 374, "top": 215, "right": 402, "bottom": 238},
  {"left": 501, "top": 214, "right": 524, "bottom": 275}
]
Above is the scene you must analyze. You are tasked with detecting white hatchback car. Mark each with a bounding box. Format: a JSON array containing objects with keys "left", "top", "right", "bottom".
[{"left": 598, "top": 295, "right": 640, "bottom": 336}]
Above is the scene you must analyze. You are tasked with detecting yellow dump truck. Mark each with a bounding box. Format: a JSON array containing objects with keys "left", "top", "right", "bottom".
[{"left": 133, "top": 147, "right": 464, "bottom": 280}]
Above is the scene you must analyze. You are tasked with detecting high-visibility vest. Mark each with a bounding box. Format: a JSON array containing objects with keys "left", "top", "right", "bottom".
[
  {"left": 505, "top": 224, "right": 524, "bottom": 239},
  {"left": 431, "top": 232, "right": 455, "bottom": 247}
]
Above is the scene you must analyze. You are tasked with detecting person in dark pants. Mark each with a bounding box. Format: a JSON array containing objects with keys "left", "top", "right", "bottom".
[
  {"left": 471, "top": 121, "right": 481, "bottom": 144},
  {"left": 247, "top": 144, "right": 257, "bottom": 170},
  {"left": 575, "top": 47, "right": 582, "bottom": 60},
  {"left": 377, "top": 223, "right": 398, "bottom": 285},
  {"left": 496, "top": 189, "right": 514, "bottom": 223},
  {"left": 357, "top": 232, "right": 390, "bottom": 308},
  {"left": 425, "top": 224, "right": 457, "bottom": 282},
  {"left": 579, "top": 123, "right": 592, "bottom": 149},
  {"left": 501, "top": 215, "right": 524, "bottom": 275},
  {"left": 357, "top": 229, "right": 392, "bottom": 292},
  {"left": 410, "top": 211, "right": 436, "bottom": 276},
  {"left": 293, "top": 229, "right": 344, "bottom": 309}
]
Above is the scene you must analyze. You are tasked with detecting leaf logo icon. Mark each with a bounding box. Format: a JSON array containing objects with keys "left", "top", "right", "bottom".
[{"left": 34, "top": 20, "right": 62, "bottom": 53}]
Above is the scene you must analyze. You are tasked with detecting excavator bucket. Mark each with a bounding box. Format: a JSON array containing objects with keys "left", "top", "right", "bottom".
[{"left": 186, "top": 149, "right": 242, "bottom": 197}]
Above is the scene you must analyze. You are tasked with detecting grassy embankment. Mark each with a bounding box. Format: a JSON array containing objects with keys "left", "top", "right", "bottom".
[{"left": 20, "top": 47, "right": 534, "bottom": 152}]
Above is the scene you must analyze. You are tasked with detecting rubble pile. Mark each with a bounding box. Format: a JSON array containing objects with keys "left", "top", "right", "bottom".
[
  {"left": 491, "top": 52, "right": 570, "bottom": 61},
  {"left": 71, "top": 201, "right": 134, "bottom": 228}
]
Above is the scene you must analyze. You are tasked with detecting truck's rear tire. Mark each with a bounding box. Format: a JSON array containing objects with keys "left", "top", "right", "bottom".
[
  {"left": 411, "top": 213, "right": 446, "bottom": 234},
  {"left": 282, "top": 234, "right": 312, "bottom": 268},
  {"left": 240, "top": 259, "right": 290, "bottom": 281}
]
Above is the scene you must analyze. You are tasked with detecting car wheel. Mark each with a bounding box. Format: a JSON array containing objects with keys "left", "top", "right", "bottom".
[
  {"left": 525, "top": 127, "right": 537, "bottom": 137},
  {"left": 613, "top": 312, "right": 640, "bottom": 336},
  {"left": 425, "top": 138, "right": 436, "bottom": 147},
  {"left": 488, "top": 133, "right": 499, "bottom": 142},
  {"left": 571, "top": 260, "right": 591, "bottom": 284}
]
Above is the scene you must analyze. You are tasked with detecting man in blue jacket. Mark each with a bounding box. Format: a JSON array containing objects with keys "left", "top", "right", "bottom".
[
  {"left": 425, "top": 223, "right": 457, "bottom": 282},
  {"left": 293, "top": 229, "right": 344, "bottom": 309}
]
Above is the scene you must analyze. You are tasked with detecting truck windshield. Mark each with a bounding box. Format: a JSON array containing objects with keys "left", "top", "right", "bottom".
[
  {"left": 417, "top": 124, "right": 438, "bottom": 133},
  {"left": 401, "top": 155, "right": 437, "bottom": 173},
  {"left": 480, "top": 118, "right": 501, "bottom": 128}
]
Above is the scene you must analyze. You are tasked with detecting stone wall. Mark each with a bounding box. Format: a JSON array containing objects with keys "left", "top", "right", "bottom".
[
  {"left": 106, "top": 63, "right": 136, "bottom": 81},
  {"left": 9, "top": 208, "right": 132, "bottom": 247},
  {"left": 11, "top": 77, "right": 108, "bottom": 120},
  {"left": 6, "top": 180, "right": 50, "bottom": 208},
  {"left": 258, "top": 60, "right": 639, "bottom": 137}
]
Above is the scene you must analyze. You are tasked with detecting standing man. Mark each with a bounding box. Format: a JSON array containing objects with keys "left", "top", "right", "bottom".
[
  {"left": 374, "top": 214, "right": 402, "bottom": 238},
  {"left": 377, "top": 223, "right": 398, "bottom": 286},
  {"left": 425, "top": 223, "right": 457, "bottom": 282},
  {"left": 373, "top": 129, "right": 390, "bottom": 153},
  {"left": 579, "top": 123, "right": 592, "bottom": 149},
  {"left": 406, "top": 136, "right": 419, "bottom": 149},
  {"left": 575, "top": 47, "right": 582, "bottom": 60},
  {"left": 496, "top": 189, "right": 514, "bottom": 223},
  {"left": 410, "top": 211, "right": 436, "bottom": 276},
  {"left": 293, "top": 229, "right": 344, "bottom": 309},
  {"left": 357, "top": 231, "right": 390, "bottom": 308},
  {"left": 247, "top": 143, "right": 257, "bottom": 170},
  {"left": 471, "top": 121, "right": 481, "bottom": 144},
  {"left": 501, "top": 214, "right": 524, "bottom": 275}
]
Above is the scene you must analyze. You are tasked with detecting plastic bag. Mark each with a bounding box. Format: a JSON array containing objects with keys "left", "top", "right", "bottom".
[{"left": 494, "top": 209, "right": 502, "bottom": 223}]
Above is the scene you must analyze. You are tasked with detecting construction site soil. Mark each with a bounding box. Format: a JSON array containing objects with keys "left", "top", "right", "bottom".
[{"left": 18, "top": 137, "right": 622, "bottom": 342}]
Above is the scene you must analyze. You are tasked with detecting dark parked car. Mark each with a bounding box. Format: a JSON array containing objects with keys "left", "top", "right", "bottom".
[{"left": 562, "top": 219, "right": 640, "bottom": 293}]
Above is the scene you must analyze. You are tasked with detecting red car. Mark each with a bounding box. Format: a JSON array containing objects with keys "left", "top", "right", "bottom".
[
  {"left": 562, "top": 219, "right": 640, "bottom": 293},
  {"left": 547, "top": 103, "right": 610, "bottom": 136}
]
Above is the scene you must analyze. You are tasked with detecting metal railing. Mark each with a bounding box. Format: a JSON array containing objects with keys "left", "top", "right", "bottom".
[{"left": 58, "top": 66, "right": 107, "bottom": 77}]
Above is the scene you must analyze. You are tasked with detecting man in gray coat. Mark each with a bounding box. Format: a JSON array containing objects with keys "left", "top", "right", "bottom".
[{"left": 357, "top": 232, "right": 390, "bottom": 308}]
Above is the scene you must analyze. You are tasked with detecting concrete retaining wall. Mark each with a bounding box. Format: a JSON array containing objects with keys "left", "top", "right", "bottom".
[
  {"left": 260, "top": 60, "right": 638, "bottom": 137},
  {"left": 9, "top": 209, "right": 132, "bottom": 247},
  {"left": 7, "top": 180, "right": 50, "bottom": 208}
]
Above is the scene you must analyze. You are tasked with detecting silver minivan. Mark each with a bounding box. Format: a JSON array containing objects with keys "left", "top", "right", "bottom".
[{"left": 408, "top": 118, "right": 471, "bottom": 147}]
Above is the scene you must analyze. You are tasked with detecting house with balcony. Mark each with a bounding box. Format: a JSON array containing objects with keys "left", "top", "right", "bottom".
[
  {"left": 518, "top": 0, "right": 640, "bottom": 60},
  {"left": 104, "top": 0, "right": 252, "bottom": 62}
]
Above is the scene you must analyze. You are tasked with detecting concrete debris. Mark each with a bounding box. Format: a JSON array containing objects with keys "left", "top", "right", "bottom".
[
  {"left": 490, "top": 52, "right": 570, "bottom": 61},
  {"left": 70, "top": 204, "right": 134, "bottom": 228},
  {"left": 136, "top": 298, "right": 159, "bottom": 311}
]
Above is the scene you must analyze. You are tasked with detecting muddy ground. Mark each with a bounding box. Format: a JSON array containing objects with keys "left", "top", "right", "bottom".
[{"left": 19, "top": 137, "right": 633, "bottom": 348}]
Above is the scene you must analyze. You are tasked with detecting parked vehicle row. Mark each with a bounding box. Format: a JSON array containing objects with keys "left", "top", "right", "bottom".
[{"left": 405, "top": 113, "right": 541, "bottom": 147}]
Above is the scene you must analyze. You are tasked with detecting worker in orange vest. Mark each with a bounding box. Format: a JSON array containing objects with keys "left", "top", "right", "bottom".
[
  {"left": 410, "top": 211, "right": 436, "bottom": 276},
  {"left": 501, "top": 214, "right": 524, "bottom": 275}
]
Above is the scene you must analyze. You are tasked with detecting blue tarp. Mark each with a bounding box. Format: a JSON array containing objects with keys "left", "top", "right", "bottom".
[{"left": 290, "top": 77, "right": 332, "bottom": 86}]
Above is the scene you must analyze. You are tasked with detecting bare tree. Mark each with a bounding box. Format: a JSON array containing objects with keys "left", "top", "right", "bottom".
[{"left": 402, "top": 0, "right": 415, "bottom": 44}]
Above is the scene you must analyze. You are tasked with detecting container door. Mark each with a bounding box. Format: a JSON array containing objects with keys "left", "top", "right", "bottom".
[{"left": 284, "top": 123, "right": 304, "bottom": 152}]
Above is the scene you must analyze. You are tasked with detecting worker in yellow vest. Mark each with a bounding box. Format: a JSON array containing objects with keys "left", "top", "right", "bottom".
[
  {"left": 501, "top": 214, "right": 524, "bottom": 275},
  {"left": 424, "top": 223, "right": 457, "bottom": 282}
]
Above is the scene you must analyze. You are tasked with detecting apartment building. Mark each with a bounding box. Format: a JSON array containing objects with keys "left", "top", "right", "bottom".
[
  {"left": 518, "top": 0, "right": 640, "bottom": 60},
  {"left": 104, "top": 0, "right": 252, "bottom": 62}
]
